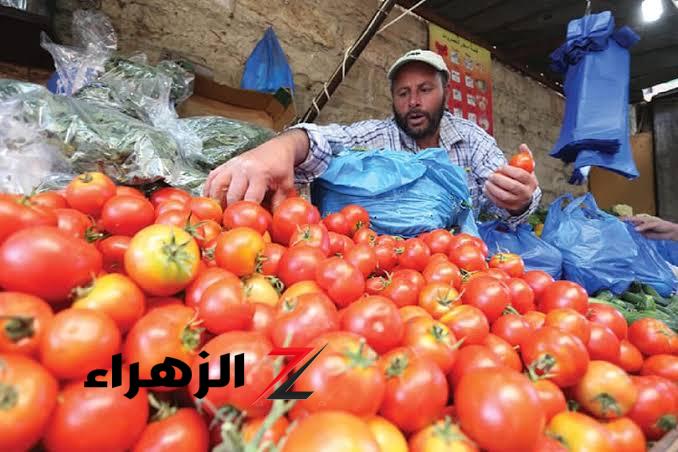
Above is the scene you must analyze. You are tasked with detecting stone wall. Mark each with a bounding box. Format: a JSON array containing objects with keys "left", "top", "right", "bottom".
[{"left": 5, "top": 0, "right": 585, "bottom": 204}]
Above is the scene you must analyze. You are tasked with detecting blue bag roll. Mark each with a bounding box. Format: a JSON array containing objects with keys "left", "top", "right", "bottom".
[
  {"left": 312, "top": 148, "right": 479, "bottom": 238},
  {"left": 541, "top": 193, "right": 638, "bottom": 295},
  {"left": 241, "top": 27, "right": 295, "bottom": 94},
  {"left": 622, "top": 221, "right": 677, "bottom": 297},
  {"left": 478, "top": 221, "right": 563, "bottom": 279}
]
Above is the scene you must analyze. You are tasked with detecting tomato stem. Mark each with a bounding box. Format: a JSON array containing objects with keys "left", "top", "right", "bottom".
[
  {"left": 0, "top": 315, "right": 35, "bottom": 342},
  {"left": 656, "top": 414, "right": 677, "bottom": 432},
  {"left": 0, "top": 383, "right": 18, "bottom": 410},
  {"left": 385, "top": 355, "right": 408, "bottom": 378},
  {"left": 148, "top": 392, "right": 178, "bottom": 422},
  {"left": 592, "top": 393, "right": 621, "bottom": 417}
]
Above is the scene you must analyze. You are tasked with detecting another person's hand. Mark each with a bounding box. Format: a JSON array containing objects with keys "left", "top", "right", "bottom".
[
  {"left": 484, "top": 144, "right": 539, "bottom": 216},
  {"left": 626, "top": 215, "right": 678, "bottom": 241},
  {"left": 204, "top": 130, "right": 309, "bottom": 210}
]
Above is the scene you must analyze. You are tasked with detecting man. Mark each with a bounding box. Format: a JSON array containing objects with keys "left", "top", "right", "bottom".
[
  {"left": 627, "top": 215, "right": 678, "bottom": 241},
  {"left": 205, "top": 49, "right": 541, "bottom": 226}
]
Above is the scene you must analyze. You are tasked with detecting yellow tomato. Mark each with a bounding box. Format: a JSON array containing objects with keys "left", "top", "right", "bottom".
[
  {"left": 547, "top": 411, "right": 614, "bottom": 452},
  {"left": 124, "top": 224, "right": 201, "bottom": 297},
  {"left": 408, "top": 417, "right": 478, "bottom": 452},
  {"left": 365, "top": 416, "right": 408, "bottom": 452},
  {"left": 279, "top": 280, "right": 322, "bottom": 305},
  {"left": 72, "top": 273, "right": 146, "bottom": 333},
  {"left": 243, "top": 274, "right": 281, "bottom": 307},
  {"left": 572, "top": 361, "right": 638, "bottom": 419}
]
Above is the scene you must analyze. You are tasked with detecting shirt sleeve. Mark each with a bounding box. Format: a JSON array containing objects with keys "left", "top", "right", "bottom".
[
  {"left": 286, "top": 120, "right": 386, "bottom": 184},
  {"left": 468, "top": 127, "right": 542, "bottom": 228}
]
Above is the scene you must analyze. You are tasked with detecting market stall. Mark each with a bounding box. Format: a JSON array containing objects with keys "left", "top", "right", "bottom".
[{"left": 1, "top": 2, "right": 678, "bottom": 452}]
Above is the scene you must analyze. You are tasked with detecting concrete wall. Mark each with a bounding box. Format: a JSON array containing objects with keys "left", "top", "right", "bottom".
[{"left": 6, "top": 0, "right": 586, "bottom": 204}]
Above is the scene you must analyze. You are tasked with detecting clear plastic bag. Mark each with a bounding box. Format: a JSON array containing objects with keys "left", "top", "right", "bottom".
[{"left": 40, "top": 9, "right": 118, "bottom": 96}]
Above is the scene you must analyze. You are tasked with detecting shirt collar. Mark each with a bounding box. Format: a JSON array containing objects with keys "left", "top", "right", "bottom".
[{"left": 391, "top": 110, "right": 464, "bottom": 151}]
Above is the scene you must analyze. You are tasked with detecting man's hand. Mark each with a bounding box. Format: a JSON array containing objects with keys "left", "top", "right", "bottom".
[
  {"left": 204, "top": 130, "right": 309, "bottom": 210},
  {"left": 484, "top": 144, "right": 539, "bottom": 216},
  {"left": 626, "top": 215, "right": 678, "bottom": 241}
]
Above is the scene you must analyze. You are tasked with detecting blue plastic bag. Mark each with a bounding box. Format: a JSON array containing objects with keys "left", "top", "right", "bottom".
[
  {"left": 312, "top": 148, "right": 479, "bottom": 238},
  {"left": 549, "top": 12, "right": 640, "bottom": 180},
  {"left": 541, "top": 193, "right": 638, "bottom": 295},
  {"left": 241, "top": 27, "right": 294, "bottom": 94},
  {"left": 622, "top": 222, "right": 677, "bottom": 297},
  {"left": 478, "top": 221, "right": 563, "bottom": 279},
  {"left": 654, "top": 240, "right": 678, "bottom": 267}
]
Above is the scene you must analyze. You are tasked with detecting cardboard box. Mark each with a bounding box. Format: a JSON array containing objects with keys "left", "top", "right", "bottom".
[
  {"left": 589, "top": 132, "right": 656, "bottom": 215},
  {"left": 178, "top": 74, "right": 297, "bottom": 132}
]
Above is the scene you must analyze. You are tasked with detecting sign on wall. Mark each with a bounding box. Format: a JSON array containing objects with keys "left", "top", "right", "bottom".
[{"left": 429, "top": 23, "right": 494, "bottom": 136}]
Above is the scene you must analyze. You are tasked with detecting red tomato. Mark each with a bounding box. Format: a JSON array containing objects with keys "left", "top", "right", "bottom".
[
  {"left": 488, "top": 252, "right": 525, "bottom": 277},
  {"left": 461, "top": 276, "right": 511, "bottom": 324},
  {"left": 618, "top": 339, "right": 645, "bottom": 373},
  {"left": 485, "top": 267, "right": 511, "bottom": 281},
  {"left": 133, "top": 407, "right": 209, "bottom": 452},
  {"left": 534, "top": 379, "right": 567, "bottom": 422},
  {"left": 328, "top": 231, "right": 354, "bottom": 256},
  {"left": 533, "top": 433, "right": 568, "bottom": 452},
  {"left": 418, "top": 282, "right": 461, "bottom": 319},
  {"left": 188, "top": 331, "right": 276, "bottom": 418},
  {"left": 440, "top": 305, "right": 490, "bottom": 346},
  {"left": 374, "top": 242, "right": 399, "bottom": 272},
  {"left": 394, "top": 269, "right": 426, "bottom": 293},
  {"left": 448, "top": 345, "right": 503, "bottom": 389},
  {"left": 280, "top": 411, "right": 380, "bottom": 452},
  {"left": 100, "top": 195, "right": 155, "bottom": 236},
  {"left": 115, "top": 186, "right": 145, "bottom": 199},
  {"left": 145, "top": 296, "right": 183, "bottom": 310},
  {"left": 65, "top": 171, "right": 117, "bottom": 217},
  {"left": 189, "top": 197, "right": 223, "bottom": 223},
  {"left": 198, "top": 277, "right": 254, "bottom": 334},
  {"left": 344, "top": 243, "right": 379, "bottom": 277},
  {"left": 0, "top": 292, "right": 54, "bottom": 357},
  {"left": 322, "top": 212, "right": 351, "bottom": 236},
  {"left": 399, "top": 305, "right": 433, "bottom": 323},
  {"left": 491, "top": 313, "right": 531, "bottom": 348},
  {"left": 627, "top": 375, "right": 678, "bottom": 440},
  {"left": 382, "top": 275, "right": 419, "bottom": 307},
  {"left": 277, "top": 245, "right": 326, "bottom": 287},
  {"left": 539, "top": 281, "right": 589, "bottom": 315},
  {"left": 524, "top": 310, "right": 547, "bottom": 330},
  {"left": 397, "top": 238, "right": 431, "bottom": 272},
  {"left": 628, "top": 318, "right": 676, "bottom": 357},
  {"left": 422, "top": 229, "right": 454, "bottom": 255},
  {"left": 296, "top": 336, "right": 385, "bottom": 417},
  {"left": 150, "top": 187, "right": 191, "bottom": 208},
  {"left": 506, "top": 277, "right": 536, "bottom": 314},
  {"left": 422, "top": 259, "right": 462, "bottom": 289},
  {"left": 259, "top": 242, "right": 286, "bottom": 276},
  {"left": 354, "top": 227, "right": 378, "bottom": 245},
  {"left": 30, "top": 191, "right": 67, "bottom": 209},
  {"left": 222, "top": 200, "right": 272, "bottom": 235},
  {"left": 289, "top": 223, "right": 330, "bottom": 256},
  {"left": 0, "top": 226, "right": 103, "bottom": 304},
  {"left": 483, "top": 333, "right": 523, "bottom": 372},
  {"left": 40, "top": 307, "right": 121, "bottom": 380},
  {"left": 315, "top": 256, "right": 365, "bottom": 308},
  {"left": 0, "top": 196, "right": 59, "bottom": 244},
  {"left": 545, "top": 308, "right": 591, "bottom": 345},
  {"left": 455, "top": 367, "right": 544, "bottom": 452},
  {"left": 522, "top": 270, "right": 555, "bottom": 302},
  {"left": 378, "top": 347, "right": 449, "bottom": 433},
  {"left": 448, "top": 233, "right": 477, "bottom": 251},
  {"left": 547, "top": 411, "right": 614, "bottom": 452},
  {"left": 271, "top": 197, "right": 320, "bottom": 245},
  {"left": 214, "top": 227, "right": 265, "bottom": 277},
  {"left": 588, "top": 323, "right": 621, "bottom": 362},
  {"left": 341, "top": 295, "right": 404, "bottom": 354},
  {"left": 124, "top": 305, "right": 205, "bottom": 391},
  {"left": 573, "top": 360, "right": 638, "bottom": 419},
  {"left": 587, "top": 303, "right": 628, "bottom": 341},
  {"left": 402, "top": 317, "right": 460, "bottom": 374},
  {"left": 341, "top": 204, "right": 371, "bottom": 234},
  {"left": 270, "top": 292, "right": 339, "bottom": 348},
  {"left": 605, "top": 417, "right": 647, "bottom": 452},
  {"left": 155, "top": 200, "right": 189, "bottom": 218},
  {"left": 521, "top": 327, "right": 590, "bottom": 388},
  {"left": 97, "top": 235, "right": 130, "bottom": 274},
  {"left": 641, "top": 354, "right": 678, "bottom": 383},
  {"left": 54, "top": 208, "right": 94, "bottom": 240},
  {"left": 251, "top": 302, "right": 275, "bottom": 338},
  {"left": 185, "top": 267, "right": 236, "bottom": 308},
  {"left": 0, "top": 354, "right": 58, "bottom": 452},
  {"left": 509, "top": 151, "right": 535, "bottom": 173},
  {"left": 448, "top": 244, "right": 488, "bottom": 272}
]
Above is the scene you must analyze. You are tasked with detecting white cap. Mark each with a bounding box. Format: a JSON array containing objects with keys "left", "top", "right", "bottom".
[{"left": 387, "top": 49, "right": 450, "bottom": 80}]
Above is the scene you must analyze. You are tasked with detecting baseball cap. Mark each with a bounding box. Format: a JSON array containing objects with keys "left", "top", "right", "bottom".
[{"left": 387, "top": 49, "right": 450, "bottom": 80}]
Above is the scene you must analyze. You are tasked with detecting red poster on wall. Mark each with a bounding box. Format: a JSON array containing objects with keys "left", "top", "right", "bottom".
[{"left": 429, "top": 23, "right": 494, "bottom": 136}]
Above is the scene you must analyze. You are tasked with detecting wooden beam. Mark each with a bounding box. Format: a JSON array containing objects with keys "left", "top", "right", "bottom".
[{"left": 396, "top": 0, "right": 565, "bottom": 95}]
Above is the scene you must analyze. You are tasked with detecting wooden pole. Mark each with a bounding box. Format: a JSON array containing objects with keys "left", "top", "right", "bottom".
[{"left": 297, "top": 0, "right": 397, "bottom": 124}]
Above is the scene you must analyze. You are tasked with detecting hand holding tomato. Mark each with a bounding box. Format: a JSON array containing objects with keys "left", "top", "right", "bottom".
[{"left": 485, "top": 144, "right": 539, "bottom": 216}]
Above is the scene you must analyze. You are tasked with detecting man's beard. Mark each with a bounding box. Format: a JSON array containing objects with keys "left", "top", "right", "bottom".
[{"left": 393, "top": 99, "right": 446, "bottom": 141}]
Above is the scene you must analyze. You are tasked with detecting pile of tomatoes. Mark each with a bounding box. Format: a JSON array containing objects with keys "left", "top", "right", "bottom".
[{"left": 1, "top": 171, "right": 677, "bottom": 452}]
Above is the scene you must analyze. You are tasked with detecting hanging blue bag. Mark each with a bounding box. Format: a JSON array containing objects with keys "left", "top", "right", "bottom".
[
  {"left": 312, "top": 148, "right": 479, "bottom": 238},
  {"left": 541, "top": 193, "right": 638, "bottom": 295},
  {"left": 549, "top": 11, "right": 640, "bottom": 181},
  {"left": 241, "top": 27, "right": 295, "bottom": 94},
  {"left": 653, "top": 240, "right": 678, "bottom": 267},
  {"left": 621, "top": 221, "right": 677, "bottom": 297},
  {"left": 478, "top": 221, "right": 563, "bottom": 279}
]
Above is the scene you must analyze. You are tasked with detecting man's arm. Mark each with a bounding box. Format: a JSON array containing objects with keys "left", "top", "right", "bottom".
[{"left": 626, "top": 215, "right": 678, "bottom": 241}]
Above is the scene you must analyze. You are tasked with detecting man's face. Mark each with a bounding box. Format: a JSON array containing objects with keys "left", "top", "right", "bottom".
[{"left": 391, "top": 62, "right": 449, "bottom": 140}]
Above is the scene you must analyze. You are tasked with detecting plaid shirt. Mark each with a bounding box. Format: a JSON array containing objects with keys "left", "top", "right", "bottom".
[{"left": 288, "top": 111, "right": 542, "bottom": 227}]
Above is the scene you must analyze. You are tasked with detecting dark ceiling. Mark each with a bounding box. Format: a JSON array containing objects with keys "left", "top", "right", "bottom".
[{"left": 397, "top": 0, "right": 678, "bottom": 103}]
